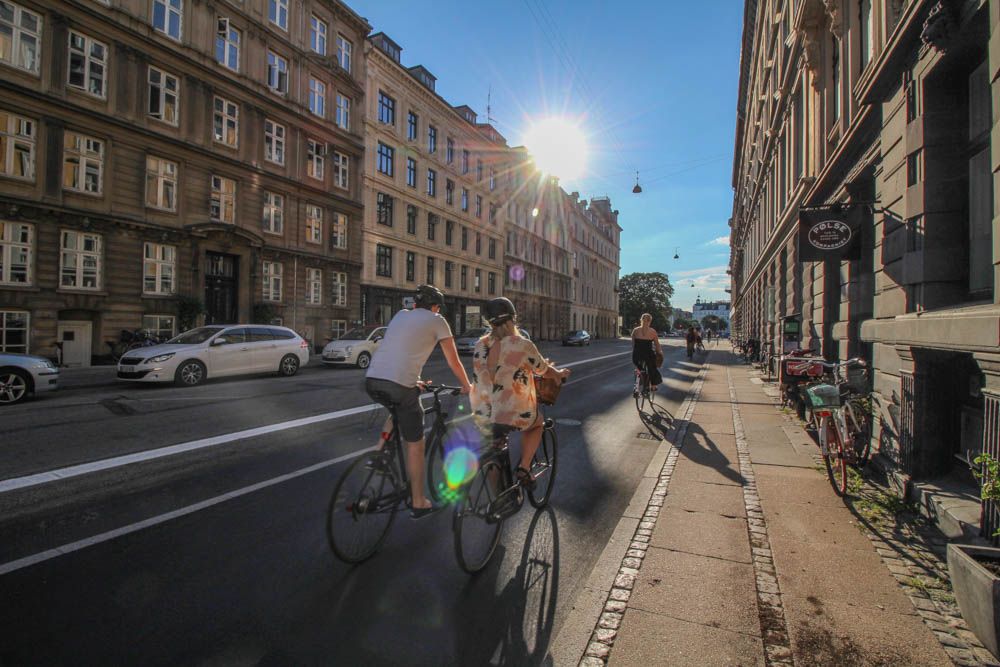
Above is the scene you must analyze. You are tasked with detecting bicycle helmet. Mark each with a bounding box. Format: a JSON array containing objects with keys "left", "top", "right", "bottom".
[
  {"left": 484, "top": 297, "right": 516, "bottom": 327},
  {"left": 414, "top": 284, "right": 445, "bottom": 307}
]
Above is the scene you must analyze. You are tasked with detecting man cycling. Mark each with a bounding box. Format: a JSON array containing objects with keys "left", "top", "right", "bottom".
[{"left": 365, "top": 284, "right": 472, "bottom": 518}]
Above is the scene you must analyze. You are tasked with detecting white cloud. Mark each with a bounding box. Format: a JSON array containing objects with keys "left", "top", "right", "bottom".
[
  {"left": 674, "top": 265, "right": 727, "bottom": 278},
  {"left": 707, "top": 235, "right": 730, "bottom": 246}
]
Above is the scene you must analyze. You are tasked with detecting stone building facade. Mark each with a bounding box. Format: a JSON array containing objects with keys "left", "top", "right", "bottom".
[
  {"left": 730, "top": 0, "right": 1000, "bottom": 532},
  {"left": 0, "top": 0, "right": 369, "bottom": 364},
  {"left": 359, "top": 32, "right": 504, "bottom": 335},
  {"left": 693, "top": 299, "right": 731, "bottom": 328},
  {"left": 568, "top": 193, "right": 621, "bottom": 339}
]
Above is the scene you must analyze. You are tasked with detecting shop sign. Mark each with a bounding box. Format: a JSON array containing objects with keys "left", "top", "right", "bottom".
[{"left": 798, "top": 205, "right": 864, "bottom": 261}]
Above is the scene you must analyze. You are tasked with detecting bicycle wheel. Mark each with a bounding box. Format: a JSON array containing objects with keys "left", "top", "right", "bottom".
[
  {"left": 635, "top": 374, "right": 648, "bottom": 413},
  {"left": 426, "top": 426, "right": 447, "bottom": 503},
  {"left": 821, "top": 416, "right": 849, "bottom": 496},
  {"left": 528, "top": 426, "right": 558, "bottom": 508},
  {"left": 845, "top": 400, "right": 872, "bottom": 467},
  {"left": 327, "top": 452, "right": 400, "bottom": 563},
  {"left": 454, "top": 459, "right": 503, "bottom": 574}
]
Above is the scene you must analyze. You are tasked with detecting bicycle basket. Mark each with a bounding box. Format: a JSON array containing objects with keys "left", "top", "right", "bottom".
[
  {"left": 534, "top": 375, "right": 563, "bottom": 406},
  {"left": 844, "top": 364, "right": 868, "bottom": 394},
  {"left": 805, "top": 383, "right": 841, "bottom": 408}
]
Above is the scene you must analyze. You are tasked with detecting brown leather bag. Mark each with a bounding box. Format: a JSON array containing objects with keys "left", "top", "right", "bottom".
[
  {"left": 534, "top": 374, "right": 564, "bottom": 406},
  {"left": 655, "top": 350, "right": 664, "bottom": 368}
]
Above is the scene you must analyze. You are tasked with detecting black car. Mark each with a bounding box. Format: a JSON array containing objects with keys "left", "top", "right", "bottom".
[{"left": 562, "top": 330, "right": 591, "bottom": 346}]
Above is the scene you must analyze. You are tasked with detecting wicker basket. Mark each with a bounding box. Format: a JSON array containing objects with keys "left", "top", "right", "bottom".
[
  {"left": 534, "top": 375, "right": 564, "bottom": 406},
  {"left": 805, "top": 383, "right": 841, "bottom": 408}
]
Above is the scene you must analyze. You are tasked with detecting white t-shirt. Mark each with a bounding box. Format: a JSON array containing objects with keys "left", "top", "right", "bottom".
[{"left": 366, "top": 308, "right": 453, "bottom": 387}]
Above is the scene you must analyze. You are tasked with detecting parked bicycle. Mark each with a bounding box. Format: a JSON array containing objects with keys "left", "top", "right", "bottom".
[
  {"left": 326, "top": 384, "right": 461, "bottom": 563},
  {"left": 108, "top": 329, "right": 161, "bottom": 362},
  {"left": 452, "top": 418, "right": 558, "bottom": 573},
  {"left": 802, "top": 358, "right": 869, "bottom": 495}
]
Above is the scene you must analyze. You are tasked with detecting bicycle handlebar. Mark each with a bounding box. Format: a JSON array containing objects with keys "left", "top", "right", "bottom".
[
  {"left": 800, "top": 357, "right": 865, "bottom": 369},
  {"left": 423, "top": 384, "right": 463, "bottom": 396}
]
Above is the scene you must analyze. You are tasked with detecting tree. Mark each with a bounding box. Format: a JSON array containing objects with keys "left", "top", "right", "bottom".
[
  {"left": 619, "top": 272, "right": 673, "bottom": 331},
  {"left": 701, "top": 315, "right": 722, "bottom": 332}
]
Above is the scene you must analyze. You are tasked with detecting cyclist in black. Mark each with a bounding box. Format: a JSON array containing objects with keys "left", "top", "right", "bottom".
[{"left": 631, "top": 313, "right": 663, "bottom": 392}]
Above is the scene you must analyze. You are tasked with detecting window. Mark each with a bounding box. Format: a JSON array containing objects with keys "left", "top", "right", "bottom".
[
  {"left": 334, "top": 151, "right": 348, "bottom": 189},
  {"left": 143, "top": 242, "right": 175, "bottom": 294},
  {"left": 460, "top": 265, "right": 467, "bottom": 290},
  {"left": 152, "top": 0, "right": 182, "bottom": 40},
  {"left": 406, "top": 158, "right": 416, "bottom": 187},
  {"left": 831, "top": 35, "right": 840, "bottom": 122},
  {"left": 60, "top": 230, "right": 101, "bottom": 289},
  {"left": 475, "top": 232, "right": 481, "bottom": 255},
  {"left": 268, "top": 0, "right": 287, "bottom": 31},
  {"left": 488, "top": 238, "right": 496, "bottom": 259},
  {"left": 461, "top": 226, "right": 468, "bottom": 250},
  {"left": 264, "top": 119, "right": 285, "bottom": 165},
  {"left": 426, "top": 168, "right": 436, "bottom": 197},
  {"left": 216, "top": 19, "right": 240, "bottom": 71},
  {"left": 306, "top": 267, "right": 322, "bottom": 305},
  {"left": 331, "top": 319, "right": 346, "bottom": 339},
  {"left": 488, "top": 271, "right": 495, "bottom": 295},
  {"left": 0, "top": 2, "right": 41, "bottom": 74},
  {"left": 145, "top": 156, "right": 177, "bottom": 211},
  {"left": 461, "top": 188, "right": 468, "bottom": 211},
  {"left": 427, "top": 213, "right": 437, "bottom": 241},
  {"left": 474, "top": 269, "right": 481, "bottom": 293},
  {"left": 263, "top": 191, "right": 283, "bottom": 234},
  {"left": 406, "top": 205, "right": 417, "bottom": 234},
  {"left": 0, "top": 221, "right": 31, "bottom": 285},
  {"left": 477, "top": 159, "right": 482, "bottom": 182},
  {"left": 147, "top": 66, "right": 179, "bottom": 125},
  {"left": 63, "top": 132, "right": 103, "bottom": 194},
  {"left": 860, "top": 0, "right": 873, "bottom": 71},
  {"left": 331, "top": 272, "right": 347, "bottom": 306},
  {"left": 331, "top": 211, "right": 347, "bottom": 249},
  {"left": 426, "top": 256, "right": 435, "bottom": 284},
  {"left": 213, "top": 96, "right": 238, "bottom": 147},
  {"left": 206, "top": 178, "right": 238, "bottom": 227},
  {"left": 462, "top": 150, "right": 469, "bottom": 174},
  {"left": 406, "top": 251, "right": 415, "bottom": 282},
  {"left": 335, "top": 94, "right": 350, "bottom": 130},
  {"left": 376, "top": 244, "right": 392, "bottom": 277},
  {"left": 378, "top": 91, "right": 395, "bottom": 125},
  {"left": 446, "top": 179, "right": 454, "bottom": 205},
  {"left": 408, "top": 111, "right": 418, "bottom": 141},
  {"left": 489, "top": 167, "right": 495, "bottom": 191},
  {"left": 377, "top": 142, "right": 394, "bottom": 176},
  {"left": 262, "top": 261, "right": 282, "bottom": 301},
  {"left": 0, "top": 111, "right": 33, "bottom": 181},
  {"left": 475, "top": 195, "right": 482, "bottom": 218},
  {"left": 428, "top": 125, "right": 437, "bottom": 153},
  {"left": 376, "top": 192, "right": 393, "bottom": 226},
  {"left": 444, "top": 261, "right": 453, "bottom": 288},
  {"left": 308, "top": 77, "right": 325, "bottom": 117},
  {"left": 142, "top": 314, "right": 175, "bottom": 340},
  {"left": 267, "top": 51, "right": 288, "bottom": 94},
  {"left": 336, "top": 34, "right": 351, "bottom": 73},
  {"left": 969, "top": 59, "right": 993, "bottom": 296},
  {"left": 0, "top": 310, "right": 28, "bottom": 352},
  {"left": 446, "top": 220, "right": 454, "bottom": 246},
  {"left": 307, "top": 139, "right": 325, "bottom": 180},
  {"left": 310, "top": 15, "right": 327, "bottom": 55},
  {"left": 67, "top": 31, "right": 107, "bottom": 98},
  {"left": 446, "top": 138, "right": 454, "bottom": 164},
  {"left": 489, "top": 203, "right": 497, "bottom": 225},
  {"left": 306, "top": 204, "right": 322, "bottom": 244}
]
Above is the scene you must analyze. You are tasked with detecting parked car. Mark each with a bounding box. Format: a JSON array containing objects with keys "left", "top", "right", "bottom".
[
  {"left": 322, "top": 326, "right": 386, "bottom": 368},
  {"left": 455, "top": 327, "right": 490, "bottom": 354},
  {"left": 117, "top": 325, "right": 309, "bottom": 387},
  {"left": 562, "top": 330, "right": 592, "bottom": 346},
  {"left": 0, "top": 353, "right": 60, "bottom": 405}
]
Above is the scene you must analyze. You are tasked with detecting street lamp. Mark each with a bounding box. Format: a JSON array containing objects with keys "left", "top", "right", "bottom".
[
  {"left": 632, "top": 170, "right": 642, "bottom": 194},
  {"left": 673, "top": 247, "right": 679, "bottom": 260}
]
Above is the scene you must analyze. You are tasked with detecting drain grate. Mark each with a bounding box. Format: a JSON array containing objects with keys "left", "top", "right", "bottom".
[{"left": 636, "top": 432, "right": 659, "bottom": 441}]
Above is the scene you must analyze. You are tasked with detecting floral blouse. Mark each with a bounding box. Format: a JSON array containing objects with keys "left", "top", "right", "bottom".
[{"left": 470, "top": 335, "right": 548, "bottom": 431}]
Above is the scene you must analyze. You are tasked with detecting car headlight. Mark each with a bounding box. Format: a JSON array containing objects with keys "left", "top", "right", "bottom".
[
  {"left": 31, "top": 360, "right": 56, "bottom": 370},
  {"left": 145, "top": 353, "right": 176, "bottom": 364},
  {"left": 344, "top": 346, "right": 353, "bottom": 354}
]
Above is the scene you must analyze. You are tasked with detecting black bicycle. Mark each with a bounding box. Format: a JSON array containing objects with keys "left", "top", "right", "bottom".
[
  {"left": 634, "top": 367, "right": 653, "bottom": 413},
  {"left": 453, "top": 419, "right": 558, "bottom": 574},
  {"left": 326, "top": 384, "right": 462, "bottom": 564}
]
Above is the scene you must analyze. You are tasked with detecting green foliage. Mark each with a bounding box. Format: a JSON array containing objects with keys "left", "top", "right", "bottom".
[
  {"left": 974, "top": 453, "right": 1000, "bottom": 537},
  {"left": 252, "top": 303, "right": 278, "bottom": 324},
  {"left": 175, "top": 295, "right": 205, "bottom": 332},
  {"left": 618, "top": 272, "right": 674, "bottom": 331}
]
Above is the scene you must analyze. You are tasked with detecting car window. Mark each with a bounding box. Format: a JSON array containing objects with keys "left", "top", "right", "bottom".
[
  {"left": 370, "top": 328, "right": 386, "bottom": 342},
  {"left": 219, "top": 328, "right": 249, "bottom": 344},
  {"left": 268, "top": 328, "right": 296, "bottom": 340},
  {"left": 167, "top": 327, "right": 224, "bottom": 344},
  {"left": 248, "top": 327, "right": 274, "bottom": 342}
]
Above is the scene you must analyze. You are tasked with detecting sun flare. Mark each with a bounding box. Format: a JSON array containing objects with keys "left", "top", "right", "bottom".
[{"left": 523, "top": 117, "right": 589, "bottom": 181}]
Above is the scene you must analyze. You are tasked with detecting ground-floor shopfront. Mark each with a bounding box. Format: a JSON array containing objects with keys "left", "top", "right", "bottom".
[
  {"left": 359, "top": 284, "right": 487, "bottom": 336},
  {"left": 571, "top": 306, "right": 618, "bottom": 339}
]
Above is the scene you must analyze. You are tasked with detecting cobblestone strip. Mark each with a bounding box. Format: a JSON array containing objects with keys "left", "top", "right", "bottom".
[
  {"left": 728, "top": 368, "right": 795, "bottom": 666},
  {"left": 578, "top": 360, "right": 712, "bottom": 667}
]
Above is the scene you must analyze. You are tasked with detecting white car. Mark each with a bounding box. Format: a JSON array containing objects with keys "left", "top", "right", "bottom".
[
  {"left": 0, "top": 353, "right": 60, "bottom": 405},
  {"left": 455, "top": 327, "right": 490, "bottom": 354},
  {"left": 322, "top": 326, "right": 386, "bottom": 368},
  {"left": 117, "top": 325, "right": 309, "bottom": 386}
]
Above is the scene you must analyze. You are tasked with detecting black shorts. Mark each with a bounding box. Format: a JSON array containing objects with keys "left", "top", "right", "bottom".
[{"left": 365, "top": 378, "right": 424, "bottom": 442}]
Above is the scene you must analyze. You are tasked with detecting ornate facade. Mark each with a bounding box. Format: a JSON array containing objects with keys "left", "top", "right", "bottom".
[{"left": 568, "top": 193, "right": 621, "bottom": 339}]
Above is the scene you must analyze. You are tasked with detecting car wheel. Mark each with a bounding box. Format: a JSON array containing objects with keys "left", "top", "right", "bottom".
[
  {"left": 279, "top": 354, "right": 300, "bottom": 377},
  {"left": 175, "top": 360, "right": 206, "bottom": 387},
  {"left": 0, "top": 369, "right": 30, "bottom": 405},
  {"left": 356, "top": 352, "right": 372, "bottom": 369}
]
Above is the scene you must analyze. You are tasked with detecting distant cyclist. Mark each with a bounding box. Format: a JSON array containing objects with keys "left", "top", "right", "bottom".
[
  {"left": 365, "top": 285, "right": 471, "bottom": 518},
  {"left": 685, "top": 326, "right": 698, "bottom": 359},
  {"left": 631, "top": 313, "right": 663, "bottom": 392}
]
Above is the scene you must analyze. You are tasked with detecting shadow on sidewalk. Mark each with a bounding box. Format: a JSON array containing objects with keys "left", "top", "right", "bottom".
[
  {"left": 637, "top": 401, "right": 674, "bottom": 441},
  {"left": 680, "top": 421, "right": 745, "bottom": 486}
]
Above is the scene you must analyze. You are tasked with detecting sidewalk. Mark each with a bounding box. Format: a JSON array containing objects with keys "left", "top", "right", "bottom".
[{"left": 577, "top": 349, "right": 995, "bottom": 666}]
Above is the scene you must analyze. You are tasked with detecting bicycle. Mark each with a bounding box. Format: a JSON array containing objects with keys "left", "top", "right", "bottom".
[
  {"left": 108, "top": 329, "right": 161, "bottom": 361},
  {"left": 326, "top": 384, "right": 462, "bottom": 563},
  {"left": 802, "top": 358, "right": 867, "bottom": 495},
  {"left": 633, "top": 367, "right": 654, "bottom": 413},
  {"left": 453, "top": 418, "right": 558, "bottom": 573}
]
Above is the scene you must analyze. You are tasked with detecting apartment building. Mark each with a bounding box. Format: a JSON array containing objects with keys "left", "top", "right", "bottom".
[
  {"left": 569, "top": 194, "right": 621, "bottom": 339},
  {"left": 730, "top": 0, "right": 1000, "bottom": 533},
  {"left": 0, "top": 0, "right": 369, "bottom": 364},
  {"left": 360, "top": 32, "right": 503, "bottom": 334}
]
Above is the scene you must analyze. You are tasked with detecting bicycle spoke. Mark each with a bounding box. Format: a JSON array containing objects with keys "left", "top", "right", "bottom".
[
  {"left": 454, "top": 461, "right": 503, "bottom": 573},
  {"left": 327, "top": 454, "right": 399, "bottom": 563}
]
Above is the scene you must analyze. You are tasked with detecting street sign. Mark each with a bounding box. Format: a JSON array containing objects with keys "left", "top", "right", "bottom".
[{"left": 797, "top": 205, "right": 864, "bottom": 261}]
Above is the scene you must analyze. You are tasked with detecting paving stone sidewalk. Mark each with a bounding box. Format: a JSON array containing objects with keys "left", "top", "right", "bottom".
[{"left": 581, "top": 350, "right": 979, "bottom": 666}]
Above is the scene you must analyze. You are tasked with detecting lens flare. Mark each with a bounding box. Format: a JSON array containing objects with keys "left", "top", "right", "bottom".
[
  {"left": 509, "top": 264, "right": 526, "bottom": 282},
  {"left": 523, "top": 117, "right": 589, "bottom": 181},
  {"left": 444, "top": 447, "right": 479, "bottom": 490}
]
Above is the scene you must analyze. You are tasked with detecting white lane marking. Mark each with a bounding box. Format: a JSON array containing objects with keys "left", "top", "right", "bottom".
[
  {"left": 0, "top": 446, "right": 374, "bottom": 576},
  {"left": 0, "top": 350, "right": 631, "bottom": 494}
]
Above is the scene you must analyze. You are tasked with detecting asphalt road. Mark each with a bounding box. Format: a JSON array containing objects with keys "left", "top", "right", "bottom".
[{"left": 0, "top": 338, "right": 702, "bottom": 666}]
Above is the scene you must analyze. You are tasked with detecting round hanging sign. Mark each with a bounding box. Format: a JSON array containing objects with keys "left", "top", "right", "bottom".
[{"left": 807, "top": 220, "right": 852, "bottom": 251}]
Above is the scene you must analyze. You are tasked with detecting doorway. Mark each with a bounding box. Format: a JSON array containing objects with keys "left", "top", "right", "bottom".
[
  {"left": 205, "top": 252, "right": 238, "bottom": 324},
  {"left": 57, "top": 321, "right": 93, "bottom": 367}
]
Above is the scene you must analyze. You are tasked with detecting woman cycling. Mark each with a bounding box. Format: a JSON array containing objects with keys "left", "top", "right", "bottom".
[
  {"left": 685, "top": 326, "right": 698, "bottom": 359},
  {"left": 631, "top": 313, "right": 663, "bottom": 392},
  {"left": 470, "top": 298, "right": 571, "bottom": 488}
]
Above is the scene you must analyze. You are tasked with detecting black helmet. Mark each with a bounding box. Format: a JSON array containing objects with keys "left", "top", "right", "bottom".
[
  {"left": 415, "top": 284, "right": 445, "bottom": 307},
  {"left": 485, "top": 297, "right": 516, "bottom": 326}
]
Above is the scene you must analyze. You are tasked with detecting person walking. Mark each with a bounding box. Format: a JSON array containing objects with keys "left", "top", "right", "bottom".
[
  {"left": 632, "top": 313, "right": 663, "bottom": 393},
  {"left": 685, "top": 326, "right": 698, "bottom": 359}
]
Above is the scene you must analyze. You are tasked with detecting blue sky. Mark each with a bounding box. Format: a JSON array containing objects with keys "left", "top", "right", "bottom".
[{"left": 349, "top": 0, "right": 743, "bottom": 310}]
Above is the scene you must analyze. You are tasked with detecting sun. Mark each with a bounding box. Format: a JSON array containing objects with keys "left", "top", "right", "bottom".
[{"left": 523, "top": 117, "right": 589, "bottom": 181}]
